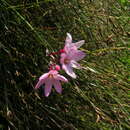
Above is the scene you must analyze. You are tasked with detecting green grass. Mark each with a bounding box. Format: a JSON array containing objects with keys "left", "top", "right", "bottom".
[{"left": 0, "top": 0, "right": 130, "bottom": 129}]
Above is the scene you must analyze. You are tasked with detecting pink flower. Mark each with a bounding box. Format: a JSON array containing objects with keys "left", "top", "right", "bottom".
[
  {"left": 60, "top": 33, "right": 86, "bottom": 78},
  {"left": 35, "top": 70, "right": 68, "bottom": 97},
  {"left": 64, "top": 33, "right": 85, "bottom": 53},
  {"left": 60, "top": 48, "right": 86, "bottom": 78}
]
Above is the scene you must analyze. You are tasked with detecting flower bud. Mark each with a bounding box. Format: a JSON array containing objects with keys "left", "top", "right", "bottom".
[{"left": 55, "top": 65, "right": 61, "bottom": 71}]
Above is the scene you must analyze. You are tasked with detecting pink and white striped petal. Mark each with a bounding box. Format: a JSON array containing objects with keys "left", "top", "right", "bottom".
[
  {"left": 56, "top": 74, "right": 68, "bottom": 82},
  {"left": 71, "top": 60, "right": 81, "bottom": 69},
  {"left": 35, "top": 79, "right": 45, "bottom": 89},
  {"left": 65, "top": 33, "right": 72, "bottom": 44},
  {"left": 53, "top": 80, "right": 62, "bottom": 94},
  {"left": 73, "top": 40, "right": 85, "bottom": 48},
  {"left": 72, "top": 50, "right": 86, "bottom": 61},
  {"left": 39, "top": 73, "right": 49, "bottom": 81},
  {"left": 62, "top": 64, "right": 76, "bottom": 79},
  {"left": 44, "top": 80, "right": 52, "bottom": 97}
]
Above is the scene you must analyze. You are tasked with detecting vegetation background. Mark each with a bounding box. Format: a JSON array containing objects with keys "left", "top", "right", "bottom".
[{"left": 0, "top": 0, "right": 130, "bottom": 129}]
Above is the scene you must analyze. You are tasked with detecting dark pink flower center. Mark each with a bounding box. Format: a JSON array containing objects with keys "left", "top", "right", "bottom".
[
  {"left": 64, "top": 58, "right": 70, "bottom": 64},
  {"left": 48, "top": 74, "right": 54, "bottom": 78}
]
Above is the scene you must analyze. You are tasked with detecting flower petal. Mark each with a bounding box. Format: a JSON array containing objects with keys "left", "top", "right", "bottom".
[
  {"left": 71, "top": 60, "right": 81, "bottom": 69},
  {"left": 73, "top": 40, "right": 85, "bottom": 48},
  {"left": 49, "top": 70, "right": 58, "bottom": 75},
  {"left": 64, "top": 45, "right": 77, "bottom": 54},
  {"left": 53, "top": 80, "right": 62, "bottom": 94},
  {"left": 44, "top": 80, "right": 52, "bottom": 97},
  {"left": 65, "top": 33, "right": 72, "bottom": 44},
  {"left": 73, "top": 50, "right": 86, "bottom": 61},
  {"left": 60, "top": 53, "right": 67, "bottom": 64},
  {"left": 62, "top": 64, "right": 76, "bottom": 79},
  {"left": 56, "top": 74, "right": 68, "bottom": 82},
  {"left": 35, "top": 79, "right": 45, "bottom": 89},
  {"left": 39, "top": 73, "right": 49, "bottom": 80}
]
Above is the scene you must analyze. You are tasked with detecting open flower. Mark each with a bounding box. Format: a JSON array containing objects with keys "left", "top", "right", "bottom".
[
  {"left": 64, "top": 33, "right": 85, "bottom": 53},
  {"left": 60, "top": 49, "right": 86, "bottom": 78},
  {"left": 60, "top": 33, "right": 86, "bottom": 78},
  {"left": 35, "top": 70, "right": 68, "bottom": 97}
]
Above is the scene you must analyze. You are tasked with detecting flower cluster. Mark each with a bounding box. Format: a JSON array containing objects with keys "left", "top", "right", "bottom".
[{"left": 35, "top": 33, "right": 86, "bottom": 97}]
